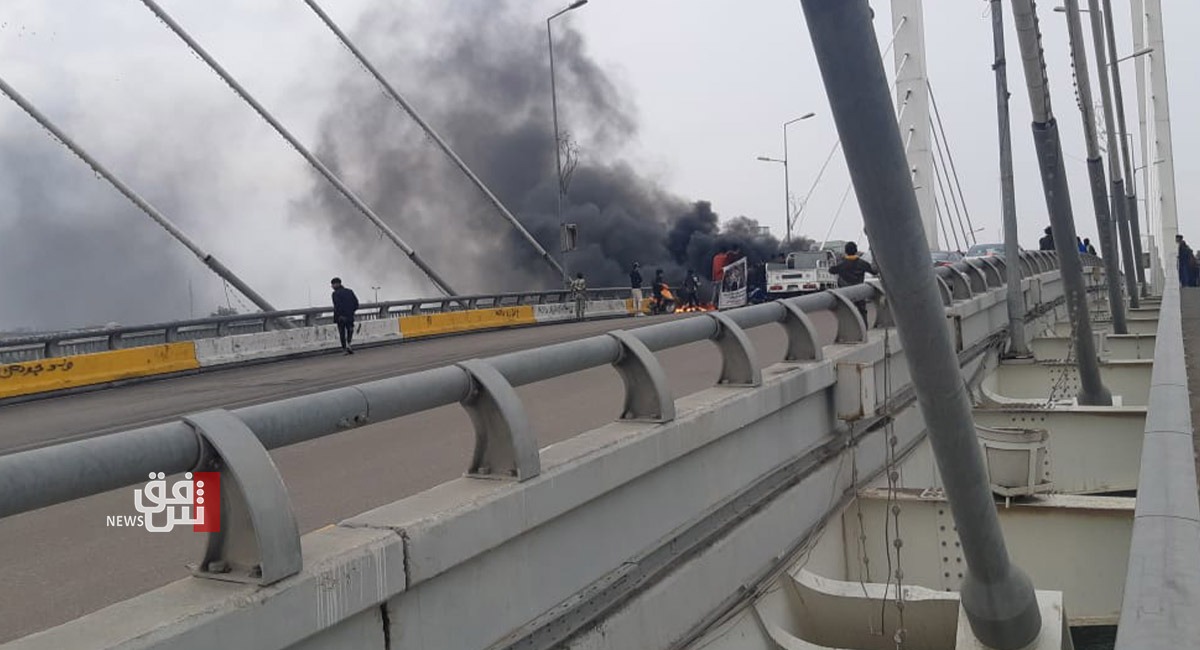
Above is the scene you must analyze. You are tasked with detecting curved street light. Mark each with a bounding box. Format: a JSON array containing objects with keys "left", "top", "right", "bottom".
[
  {"left": 756, "top": 112, "right": 816, "bottom": 244},
  {"left": 547, "top": 0, "right": 589, "bottom": 286}
]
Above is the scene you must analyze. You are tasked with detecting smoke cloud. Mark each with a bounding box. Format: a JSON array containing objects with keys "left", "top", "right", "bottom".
[{"left": 295, "top": 0, "right": 812, "bottom": 293}]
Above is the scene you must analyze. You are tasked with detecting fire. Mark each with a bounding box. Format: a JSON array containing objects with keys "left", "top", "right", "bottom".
[{"left": 673, "top": 303, "right": 716, "bottom": 313}]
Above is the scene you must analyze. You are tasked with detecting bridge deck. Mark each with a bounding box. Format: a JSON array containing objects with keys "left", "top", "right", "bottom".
[
  {"left": 1181, "top": 288, "right": 1200, "bottom": 501},
  {"left": 0, "top": 313, "right": 793, "bottom": 643}
]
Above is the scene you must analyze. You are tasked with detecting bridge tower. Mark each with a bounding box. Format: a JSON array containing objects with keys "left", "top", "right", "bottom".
[
  {"left": 891, "top": 0, "right": 938, "bottom": 250},
  {"left": 1131, "top": 0, "right": 1179, "bottom": 290}
]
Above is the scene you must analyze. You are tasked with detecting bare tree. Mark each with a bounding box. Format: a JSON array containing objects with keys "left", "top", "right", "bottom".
[{"left": 558, "top": 130, "right": 581, "bottom": 196}]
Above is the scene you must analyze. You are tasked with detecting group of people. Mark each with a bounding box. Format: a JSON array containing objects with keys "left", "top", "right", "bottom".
[
  {"left": 326, "top": 241, "right": 884, "bottom": 357},
  {"left": 629, "top": 263, "right": 702, "bottom": 315},
  {"left": 1038, "top": 226, "right": 1097, "bottom": 255}
]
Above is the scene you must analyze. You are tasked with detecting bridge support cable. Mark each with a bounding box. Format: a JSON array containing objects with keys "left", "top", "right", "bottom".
[
  {"left": 929, "top": 119, "right": 971, "bottom": 251},
  {"left": 1100, "top": 0, "right": 1147, "bottom": 295},
  {"left": 796, "top": 2, "right": 1043, "bottom": 648},
  {"left": 1086, "top": 0, "right": 1141, "bottom": 309},
  {"left": 931, "top": 155, "right": 963, "bottom": 252},
  {"left": 299, "top": 0, "right": 565, "bottom": 284},
  {"left": 136, "top": 0, "right": 459, "bottom": 298},
  {"left": 0, "top": 75, "right": 284, "bottom": 321},
  {"left": 990, "top": 0, "right": 1031, "bottom": 357},
  {"left": 933, "top": 190, "right": 955, "bottom": 252},
  {"left": 928, "top": 82, "right": 978, "bottom": 246},
  {"left": 1009, "top": 0, "right": 1112, "bottom": 404},
  {"left": 1062, "top": 0, "right": 1129, "bottom": 333}
]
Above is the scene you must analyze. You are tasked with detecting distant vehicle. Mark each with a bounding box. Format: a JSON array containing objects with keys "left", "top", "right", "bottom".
[
  {"left": 766, "top": 250, "right": 837, "bottom": 297},
  {"left": 820, "top": 240, "right": 846, "bottom": 253},
  {"left": 964, "top": 243, "right": 1016, "bottom": 258},
  {"left": 931, "top": 250, "right": 963, "bottom": 267}
]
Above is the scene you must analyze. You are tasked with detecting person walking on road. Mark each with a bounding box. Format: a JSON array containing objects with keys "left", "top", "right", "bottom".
[
  {"left": 630, "top": 262, "right": 644, "bottom": 317},
  {"left": 571, "top": 272, "right": 588, "bottom": 320},
  {"left": 331, "top": 277, "right": 360, "bottom": 355}
]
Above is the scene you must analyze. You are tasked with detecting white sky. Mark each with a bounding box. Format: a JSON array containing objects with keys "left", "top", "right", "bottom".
[{"left": 0, "top": 0, "right": 1195, "bottom": 325}]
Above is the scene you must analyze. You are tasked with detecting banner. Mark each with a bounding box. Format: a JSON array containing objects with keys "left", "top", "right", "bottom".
[{"left": 718, "top": 257, "right": 748, "bottom": 310}]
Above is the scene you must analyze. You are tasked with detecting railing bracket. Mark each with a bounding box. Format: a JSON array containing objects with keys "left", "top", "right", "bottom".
[
  {"left": 183, "top": 409, "right": 302, "bottom": 586},
  {"left": 705, "top": 312, "right": 762, "bottom": 386},
  {"left": 607, "top": 330, "right": 675, "bottom": 421},
  {"left": 457, "top": 359, "right": 540, "bottom": 481}
]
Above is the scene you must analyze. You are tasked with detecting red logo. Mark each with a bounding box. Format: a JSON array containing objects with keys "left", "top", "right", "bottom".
[{"left": 193, "top": 472, "right": 220, "bottom": 532}]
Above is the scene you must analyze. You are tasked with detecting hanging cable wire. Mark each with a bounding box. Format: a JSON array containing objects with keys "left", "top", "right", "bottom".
[
  {"left": 928, "top": 81, "right": 979, "bottom": 245},
  {"left": 930, "top": 117, "right": 973, "bottom": 248},
  {"left": 932, "top": 153, "right": 964, "bottom": 252},
  {"left": 793, "top": 141, "right": 843, "bottom": 236}
]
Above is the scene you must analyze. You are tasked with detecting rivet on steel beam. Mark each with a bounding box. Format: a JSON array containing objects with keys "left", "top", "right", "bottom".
[
  {"left": 457, "top": 359, "right": 540, "bottom": 481},
  {"left": 777, "top": 300, "right": 824, "bottom": 362},
  {"left": 705, "top": 311, "right": 762, "bottom": 387},
  {"left": 183, "top": 409, "right": 302, "bottom": 586},
  {"left": 607, "top": 330, "right": 675, "bottom": 422}
]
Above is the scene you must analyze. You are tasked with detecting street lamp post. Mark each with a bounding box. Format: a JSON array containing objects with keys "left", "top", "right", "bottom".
[
  {"left": 547, "top": 0, "right": 588, "bottom": 287},
  {"left": 758, "top": 112, "right": 815, "bottom": 246}
]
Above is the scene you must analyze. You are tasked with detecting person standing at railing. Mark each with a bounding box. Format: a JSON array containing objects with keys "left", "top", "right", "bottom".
[
  {"left": 571, "top": 272, "right": 588, "bottom": 321},
  {"left": 1177, "top": 235, "right": 1197, "bottom": 288},
  {"left": 1039, "top": 226, "right": 1055, "bottom": 251},
  {"left": 829, "top": 241, "right": 876, "bottom": 322},
  {"left": 630, "top": 262, "right": 644, "bottom": 317},
  {"left": 331, "top": 277, "right": 359, "bottom": 355}
]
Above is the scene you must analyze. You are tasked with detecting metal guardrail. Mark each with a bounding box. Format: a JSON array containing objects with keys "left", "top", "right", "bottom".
[
  {"left": 0, "top": 253, "right": 1066, "bottom": 586},
  {"left": 1114, "top": 282, "right": 1200, "bottom": 649},
  {"left": 0, "top": 287, "right": 631, "bottom": 363}
]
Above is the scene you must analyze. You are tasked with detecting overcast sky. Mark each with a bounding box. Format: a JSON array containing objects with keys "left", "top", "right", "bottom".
[{"left": 0, "top": 0, "right": 1195, "bottom": 330}]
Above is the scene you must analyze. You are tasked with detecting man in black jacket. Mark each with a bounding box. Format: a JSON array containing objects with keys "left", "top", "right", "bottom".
[
  {"left": 829, "top": 241, "right": 876, "bottom": 287},
  {"left": 1038, "top": 226, "right": 1055, "bottom": 251},
  {"left": 331, "top": 277, "right": 360, "bottom": 354},
  {"left": 630, "top": 262, "right": 644, "bottom": 317}
]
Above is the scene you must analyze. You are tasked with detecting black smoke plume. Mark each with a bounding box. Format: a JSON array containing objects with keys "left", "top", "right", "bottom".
[{"left": 295, "top": 1, "right": 812, "bottom": 293}]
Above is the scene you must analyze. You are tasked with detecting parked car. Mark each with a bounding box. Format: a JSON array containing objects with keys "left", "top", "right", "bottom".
[
  {"left": 964, "top": 243, "right": 1017, "bottom": 258},
  {"left": 931, "top": 250, "right": 963, "bottom": 267}
]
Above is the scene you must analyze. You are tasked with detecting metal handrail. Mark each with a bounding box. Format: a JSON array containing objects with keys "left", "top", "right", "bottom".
[
  {"left": 0, "top": 252, "right": 1065, "bottom": 522},
  {"left": 1114, "top": 282, "right": 1200, "bottom": 648},
  {"left": 0, "top": 287, "right": 632, "bottom": 362}
]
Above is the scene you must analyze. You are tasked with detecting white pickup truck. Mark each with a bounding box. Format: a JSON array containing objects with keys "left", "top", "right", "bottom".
[{"left": 765, "top": 250, "right": 838, "bottom": 298}]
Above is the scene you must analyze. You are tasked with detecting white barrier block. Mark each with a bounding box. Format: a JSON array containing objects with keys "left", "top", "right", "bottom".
[{"left": 194, "top": 319, "right": 401, "bottom": 367}]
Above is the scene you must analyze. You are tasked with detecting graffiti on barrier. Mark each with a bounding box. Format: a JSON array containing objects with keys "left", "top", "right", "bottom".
[{"left": 0, "top": 360, "right": 76, "bottom": 380}]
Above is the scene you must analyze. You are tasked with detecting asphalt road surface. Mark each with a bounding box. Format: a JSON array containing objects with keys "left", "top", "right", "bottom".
[{"left": 0, "top": 313, "right": 809, "bottom": 643}]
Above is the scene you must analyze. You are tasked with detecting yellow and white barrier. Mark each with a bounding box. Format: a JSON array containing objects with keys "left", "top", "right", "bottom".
[
  {"left": 3, "top": 299, "right": 644, "bottom": 400},
  {"left": 0, "top": 343, "right": 199, "bottom": 399}
]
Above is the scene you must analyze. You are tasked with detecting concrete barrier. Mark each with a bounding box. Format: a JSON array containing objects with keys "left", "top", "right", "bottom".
[
  {"left": 1, "top": 299, "right": 643, "bottom": 402},
  {"left": 532, "top": 299, "right": 631, "bottom": 323},
  {"left": 193, "top": 319, "right": 402, "bottom": 367},
  {"left": 398, "top": 306, "right": 537, "bottom": 338},
  {"left": 0, "top": 343, "right": 199, "bottom": 399}
]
